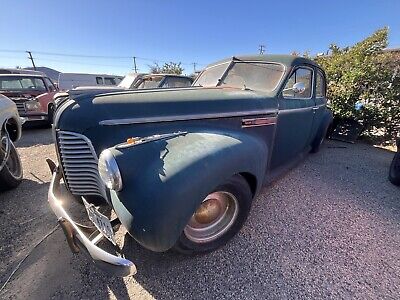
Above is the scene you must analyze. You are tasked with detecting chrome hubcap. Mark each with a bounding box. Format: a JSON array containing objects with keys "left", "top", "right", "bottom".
[
  {"left": 0, "top": 135, "right": 21, "bottom": 178},
  {"left": 0, "top": 135, "right": 10, "bottom": 170},
  {"left": 184, "top": 191, "right": 239, "bottom": 243}
]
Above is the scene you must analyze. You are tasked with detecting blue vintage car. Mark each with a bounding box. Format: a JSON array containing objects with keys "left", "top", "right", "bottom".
[
  {"left": 389, "top": 139, "right": 400, "bottom": 185},
  {"left": 47, "top": 55, "right": 333, "bottom": 276}
]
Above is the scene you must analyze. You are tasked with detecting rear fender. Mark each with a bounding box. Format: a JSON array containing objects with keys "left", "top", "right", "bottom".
[
  {"left": 315, "top": 109, "right": 333, "bottom": 143},
  {"left": 109, "top": 131, "right": 267, "bottom": 251}
]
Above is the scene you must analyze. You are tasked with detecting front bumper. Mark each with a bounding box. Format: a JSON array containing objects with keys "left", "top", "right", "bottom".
[
  {"left": 47, "top": 161, "right": 136, "bottom": 277},
  {"left": 20, "top": 113, "right": 48, "bottom": 122}
]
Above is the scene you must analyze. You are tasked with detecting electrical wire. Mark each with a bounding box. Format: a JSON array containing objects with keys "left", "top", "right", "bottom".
[
  {"left": 0, "top": 224, "right": 60, "bottom": 295},
  {"left": 0, "top": 49, "right": 206, "bottom": 67}
]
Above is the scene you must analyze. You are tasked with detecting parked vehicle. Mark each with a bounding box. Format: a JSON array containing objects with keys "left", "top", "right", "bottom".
[
  {"left": 389, "top": 139, "right": 400, "bottom": 185},
  {"left": 47, "top": 55, "right": 332, "bottom": 276},
  {"left": 0, "top": 73, "right": 58, "bottom": 125},
  {"left": 68, "top": 72, "right": 145, "bottom": 93},
  {"left": 133, "top": 74, "right": 193, "bottom": 89},
  {"left": 53, "top": 74, "right": 194, "bottom": 108},
  {"left": 0, "top": 94, "right": 23, "bottom": 191},
  {"left": 57, "top": 73, "right": 123, "bottom": 91},
  {"left": 57, "top": 73, "right": 193, "bottom": 96},
  {"left": 0, "top": 68, "right": 45, "bottom": 76}
]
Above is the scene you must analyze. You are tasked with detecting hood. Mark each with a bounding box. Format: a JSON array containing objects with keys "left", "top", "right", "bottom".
[
  {"left": 0, "top": 90, "right": 44, "bottom": 99},
  {"left": 56, "top": 86, "right": 275, "bottom": 134}
]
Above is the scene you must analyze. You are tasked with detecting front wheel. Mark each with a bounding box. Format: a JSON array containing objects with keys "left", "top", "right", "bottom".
[
  {"left": 0, "top": 134, "right": 23, "bottom": 191},
  {"left": 389, "top": 151, "right": 400, "bottom": 186},
  {"left": 47, "top": 104, "right": 55, "bottom": 127},
  {"left": 173, "top": 175, "right": 253, "bottom": 254}
]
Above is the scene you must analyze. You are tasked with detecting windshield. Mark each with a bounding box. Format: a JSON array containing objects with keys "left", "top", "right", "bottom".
[
  {"left": 118, "top": 74, "right": 139, "bottom": 89},
  {"left": 194, "top": 62, "right": 285, "bottom": 92},
  {"left": 134, "top": 76, "right": 163, "bottom": 89},
  {"left": 0, "top": 76, "right": 47, "bottom": 92}
]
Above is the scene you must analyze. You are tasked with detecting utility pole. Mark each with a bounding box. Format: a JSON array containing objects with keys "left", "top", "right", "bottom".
[
  {"left": 192, "top": 62, "right": 197, "bottom": 74},
  {"left": 26, "top": 51, "right": 36, "bottom": 70},
  {"left": 258, "top": 45, "right": 266, "bottom": 55},
  {"left": 133, "top": 56, "right": 138, "bottom": 73}
]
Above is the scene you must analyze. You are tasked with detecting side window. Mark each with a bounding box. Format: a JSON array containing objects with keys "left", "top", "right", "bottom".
[
  {"left": 96, "top": 77, "right": 103, "bottom": 85},
  {"left": 23, "top": 78, "right": 46, "bottom": 92},
  {"left": 44, "top": 78, "right": 56, "bottom": 92},
  {"left": 104, "top": 77, "right": 116, "bottom": 85},
  {"left": 316, "top": 70, "right": 326, "bottom": 98},
  {"left": 283, "top": 67, "right": 313, "bottom": 98},
  {"left": 162, "top": 77, "right": 192, "bottom": 88}
]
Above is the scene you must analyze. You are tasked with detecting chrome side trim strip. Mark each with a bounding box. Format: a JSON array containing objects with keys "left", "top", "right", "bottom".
[
  {"left": 242, "top": 117, "right": 277, "bottom": 128},
  {"left": 277, "top": 104, "right": 326, "bottom": 115},
  {"left": 99, "top": 110, "right": 278, "bottom": 126}
]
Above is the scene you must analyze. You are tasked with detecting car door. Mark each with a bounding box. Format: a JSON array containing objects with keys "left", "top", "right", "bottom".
[
  {"left": 309, "top": 68, "right": 327, "bottom": 142},
  {"left": 270, "top": 66, "right": 315, "bottom": 170}
]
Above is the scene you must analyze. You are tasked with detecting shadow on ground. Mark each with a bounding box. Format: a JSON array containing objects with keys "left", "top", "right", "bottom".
[
  {"left": 1, "top": 141, "right": 400, "bottom": 299},
  {"left": 16, "top": 126, "right": 53, "bottom": 148}
]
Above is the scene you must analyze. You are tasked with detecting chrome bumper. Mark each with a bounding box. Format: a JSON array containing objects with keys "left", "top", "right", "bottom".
[{"left": 47, "top": 161, "right": 136, "bottom": 277}]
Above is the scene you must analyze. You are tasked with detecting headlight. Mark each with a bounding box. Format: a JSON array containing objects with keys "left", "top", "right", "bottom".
[
  {"left": 25, "top": 100, "right": 42, "bottom": 111},
  {"left": 98, "top": 149, "right": 123, "bottom": 191}
]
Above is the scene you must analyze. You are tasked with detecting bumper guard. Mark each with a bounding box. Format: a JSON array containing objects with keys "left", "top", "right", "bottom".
[{"left": 47, "top": 159, "right": 136, "bottom": 277}]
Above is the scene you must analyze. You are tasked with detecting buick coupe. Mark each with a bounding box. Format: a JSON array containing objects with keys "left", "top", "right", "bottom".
[{"left": 47, "top": 55, "right": 332, "bottom": 276}]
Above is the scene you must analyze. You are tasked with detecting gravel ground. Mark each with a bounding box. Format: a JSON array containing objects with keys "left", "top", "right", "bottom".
[{"left": 0, "top": 127, "right": 399, "bottom": 299}]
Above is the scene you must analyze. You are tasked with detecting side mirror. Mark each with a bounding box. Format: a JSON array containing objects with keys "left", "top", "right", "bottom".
[{"left": 292, "top": 82, "right": 305, "bottom": 94}]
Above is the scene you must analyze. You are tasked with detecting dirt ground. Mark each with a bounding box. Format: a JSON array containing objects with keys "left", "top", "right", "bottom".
[{"left": 0, "top": 127, "right": 399, "bottom": 299}]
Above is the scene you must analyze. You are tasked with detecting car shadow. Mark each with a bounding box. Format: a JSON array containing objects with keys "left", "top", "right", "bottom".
[
  {"left": 112, "top": 140, "right": 400, "bottom": 299},
  {"left": 16, "top": 126, "right": 54, "bottom": 148},
  {"left": 2, "top": 140, "right": 400, "bottom": 299}
]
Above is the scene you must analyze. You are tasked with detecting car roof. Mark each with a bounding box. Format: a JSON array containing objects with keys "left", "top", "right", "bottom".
[
  {"left": 143, "top": 74, "right": 191, "bottom": 78},
  {"left": 0, "top": 73, "right": 46, "bottom": 78},
  {"left": 206, "top": 54, "right": 320, "bottom": 69}
]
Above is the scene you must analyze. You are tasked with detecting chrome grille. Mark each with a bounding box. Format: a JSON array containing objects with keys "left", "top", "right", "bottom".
[
  {"left": 11, "top": 99, "right": 27, "bottom": 115},
  {"left": 57, "top": 130, "right": 106, "bottom": 199}
]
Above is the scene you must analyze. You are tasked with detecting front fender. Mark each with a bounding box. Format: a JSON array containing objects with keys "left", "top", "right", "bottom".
[{"left": 109, "top": 131, "right": 268, "bottom": 252}]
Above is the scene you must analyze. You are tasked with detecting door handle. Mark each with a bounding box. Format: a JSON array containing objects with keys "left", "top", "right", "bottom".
[{"left": 312, "top": 107, "right": 319, "bottom": 111}]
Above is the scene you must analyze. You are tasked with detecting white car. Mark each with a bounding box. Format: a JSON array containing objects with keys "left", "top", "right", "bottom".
[
  {"left": 57, "top": 73, "right": 123, "bottom": 91},
  {"left": 0, "top": 94, "right": 23, "bottom": 191}
]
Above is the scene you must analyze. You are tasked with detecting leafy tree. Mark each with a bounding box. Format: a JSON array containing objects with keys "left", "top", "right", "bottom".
[
  {"left": 149, "top": 62, "right": 184, "bottom": 75},
  {"left": 315, "top": 28, "right": 400, "bottom": 139}
]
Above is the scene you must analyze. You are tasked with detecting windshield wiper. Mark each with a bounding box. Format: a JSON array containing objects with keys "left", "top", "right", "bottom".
[{"left": 216, "top": 56, "right": 241, "bottom": 87}]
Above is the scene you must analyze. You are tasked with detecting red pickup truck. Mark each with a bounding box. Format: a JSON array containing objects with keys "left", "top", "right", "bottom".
[{"left": 0, "top": 73, "right": 58, "bottom": 125}]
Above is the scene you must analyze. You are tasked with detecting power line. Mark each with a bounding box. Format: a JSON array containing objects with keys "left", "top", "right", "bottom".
[
  {"left": 28, "top": 50, "right": 132, "bottom": 59},
  {"left": 34, "top": 57, "right": 131, "bottom": 68},
  {"left": 0, "top": 49, "right": 207, "bottom": 70}
]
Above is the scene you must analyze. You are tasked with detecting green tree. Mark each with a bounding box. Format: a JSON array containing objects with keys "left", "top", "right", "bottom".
[
  {"left": 149, "top": 62, "right": 184, "bottom": 75},
  {"left": 315, "top": 28, "right": 400, "bottom": 138}
]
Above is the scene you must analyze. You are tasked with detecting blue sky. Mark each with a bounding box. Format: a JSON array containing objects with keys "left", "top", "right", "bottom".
[{"left": 0, "top": 0, "right": 399, "bottom": 75}]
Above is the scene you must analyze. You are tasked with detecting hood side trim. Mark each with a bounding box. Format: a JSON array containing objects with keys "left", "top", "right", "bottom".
[{"left": 99, "top": 110, "right": 278, "bottom": 126}]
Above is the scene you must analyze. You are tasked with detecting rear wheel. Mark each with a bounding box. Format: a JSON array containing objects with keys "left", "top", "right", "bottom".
[
  {"left": 389, "top": 150, "right": 400, "bottom": 186},
  {"left": 0, "top": 133, "right": 23, "bottom": 191},
  {"left": 173, "top": 175, "right": 253, "bottom": 254}
]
